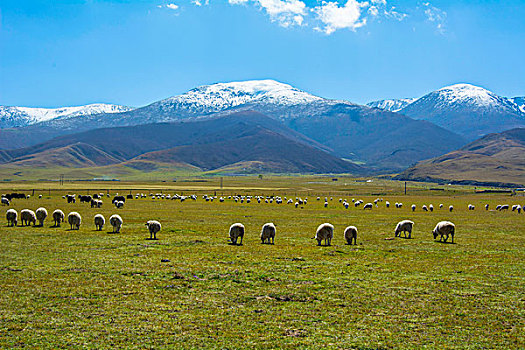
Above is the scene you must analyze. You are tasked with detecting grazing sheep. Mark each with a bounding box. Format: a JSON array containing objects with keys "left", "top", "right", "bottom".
[
  {"left": 422, "top": 205, "right": 428, "bottom": 212},
  {"left": 115, "top": 201, "right": 124, "bottom": 209},
  {"left": 94, "top": 214, "right": 105, "bottom": 231},
  {"left": 468, "top": 204, "right": 475, "bottom": 210},
  {"left": 439, "top": 204, "right": 443, "bottom": 209},
  {"left": 394, "top": 220, "right": 414, "bottom": 239},
  {"left": 324, "top": 202, "right": 328, "bottom": 208},
  {"left": 518, "top": 205, "right": 522, "bottom": 214},
  {"left": 20, "top": 209, "right": 37, "bottom": 226},
  {"left": 67, "top": 212, "right": 82, "bottom": 230},
  {"left": 485, "top": 204, "right": 489, "bottom": 210},
  {"left": 429, "top": 204, "right": 434, "bottom": 212},
  {"left": 229, "top": 223, "right": 245, "bottom": 245},
  {"left": 449, "top": 205, "right": 454, "bottom": 212},
  {"left": 1, "top": 197, "right": 9, "bottom": 206},
  {"left": 411, "top": 204, "right": 416, "bottom": 212},
  {"left": 385, "top": 201, "right": 390, "bottom": 208},
  {"left": 432, "top": 221, "right": 455, "bottom": 243},
  {"left": 344, "top": 226, "right": 358, "bottom": 245},
  {"left": 499, "top": 204, "right": 509, "bottom": 211},
  {"left": 315, "top": 223, "right": 334, "bottom": 246},
  {"left": 295, "top": 202, "right": 299, "bottom": 208},
  {"left": 512, "top": 205, "right": 519, "bottom": 212},
  {"left": 6, "top": 209, "right": 17, "bottom": 226},
  {"left": 35, "top": 207, "right": 48, "bottom": 226},
  {"left": 38, "top": 195, "right": 42, "bottom": 199},
  {"left": 363, "top": 203, "right": 373, "bottom": 210},
  {"left": 66, "top": 194, "right": 76, "bottom": 203},
  {"left": 260, "top": 223, "right": 276, "bottom": 244},
  {"left": 109, "top": 214, "right": 123, "bottom": 233},
  {"left": 52, "top": 209, "right": 65, "bottom": 227},
  {"left": 145, "top": 220, "right": 161, "bottom": 240}
]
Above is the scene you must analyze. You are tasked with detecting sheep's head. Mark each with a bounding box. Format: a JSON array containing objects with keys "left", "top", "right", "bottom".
[{"left": 432, "top": 229, "right": 438, "bottom": 239}]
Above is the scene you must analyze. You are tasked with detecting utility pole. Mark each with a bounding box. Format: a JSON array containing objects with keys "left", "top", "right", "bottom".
[{"left": 405, "top": 182, "right": 407, "bottom": 195}]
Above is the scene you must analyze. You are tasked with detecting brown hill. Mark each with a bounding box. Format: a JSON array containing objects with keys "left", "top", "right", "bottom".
[{"left": 395, "top": 128, "right": 525, "bottom": 187}]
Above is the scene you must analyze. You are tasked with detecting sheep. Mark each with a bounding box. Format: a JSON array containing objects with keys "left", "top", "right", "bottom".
[
  {"left": 344, "top": 226, "right": 358, "bottom": 245},
  {"left": 6, "top": 209, "right": 17, "bottom": 226},
  {"left": 20, "top": 209, "right": 36, "bottom": 226},
  {"left": 394, "top": 220, "right": 414, "bottom": 239},
  {"left": 295, "top": 202, "right": 299, "bottom": 208},
  {"left": 94, "top": 214, "right": 105, "bottom": 231},
  {"left": 52, "top": 209, "right": 65, "bottom": 227},
  {"left": 429, "top": 204, "right": 434, "bottom": 212},
  {"left": 432, "top": 221, "right": 455, "bottom": 243},
  {"left": 145, "top": 220, "right": 161, "bottom": 240},
  {"left": 67, "top": 212, "right": 82, "bottom": 230},
  {"left": 314, "top": 223, "right": 334, "bottom": 246},
  {"left": 1, "top": 197, "right": 9, "bottom": 206},
  {"left": 109, "top": 214, "right": 123, "bottom": 233},
  {"left": 499, "top": 204, "right": 509, "bottom": 211},
  {"left": 411, "top": 204, "right": 416, "bottom": 212},
  {"left": 35, "top": 207, "right": 48, "bottom": 226},
  {"left": 468, "top": 204, "right": 475, "bottom": 210},
  {"left": 439, "top": 204, "right": 443, "bottom": 209},
  {"left": 449, "top": 205, "right": 454, "bottom": 212},
  {"left": 115, "top": 201, "right": 124, "bottom": 209},
  {"left": 512, "top": 205, "right": 519, "bottom": 212},
  {"left": 260, "top": 223, "right": 276, "bottom": 244},
  {"left": 66, "top": 194, "right": 76, "bottom": 203},
  {"left": 422, "top": 205, "right": 428, "bottom": 212},
  {"left": 363, "top": 203, "right": 373, "bottom": 210},
  {"left": 38, "top": 194, "right": 42, "bottom": 199},
  {"left": 229, "top": 223, "right": 245, "bottom": 245},
  {"left": 324, "top": 202, "right": 328, "bottom": 208},
  {"left": 485, "top": 204, "right": 489, "bottom": 210},
  {"left": 385, "top": 201, "right": 390, "bottom": 208}
]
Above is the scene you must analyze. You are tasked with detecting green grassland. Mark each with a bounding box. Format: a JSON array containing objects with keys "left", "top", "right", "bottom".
[{"left": 0, "top": 177, "right": 524, "bottom": 349}]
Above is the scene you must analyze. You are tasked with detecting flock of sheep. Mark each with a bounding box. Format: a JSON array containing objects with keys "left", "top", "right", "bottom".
[{"left": 2, "top": 190, "right": 524, "bottom": 246}]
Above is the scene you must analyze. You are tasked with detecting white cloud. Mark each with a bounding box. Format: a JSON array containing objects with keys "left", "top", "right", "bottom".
[
  {"left": 192, "top": 0, "right": 209, "bottom": 5},
  {"left": 314, "top": 1, "right": 368, "bottom": 35},
  {"left": 229, "top": 0, "right": 249, "bottom": 4},
  {"left": 257, "top": 0, "right": 307, "bottom": 27},
  {"left": 166, "top": 3, "right": 179, "bottom": 10},
  {"left": 423, "top": 2, "right": 446, "bottom": 34}
]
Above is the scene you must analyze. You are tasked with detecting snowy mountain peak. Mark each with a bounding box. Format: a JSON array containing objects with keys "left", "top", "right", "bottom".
[
  {"left": 434, "top": 83, "right": 506, "bottom": 108},
  {"left": 0, "top": 103, "right": 134, "bottom": 128},
  {"left": 367, "top": 98, "right": 416, "bottom": 112},
  {"left": 160, "top": 79, "right": 324, "bottom": 114}
]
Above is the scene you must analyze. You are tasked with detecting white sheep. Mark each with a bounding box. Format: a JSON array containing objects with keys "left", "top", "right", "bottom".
[
  {"left": 260, "top": 223, "right": 276, "bottom": 244},
  {"left": 35, "top": 207, "right": 48, "bottom": 226},
  {"left": 315, "top": 223, "right": 334, "bottom": 246},
  {"left": 422, "top": 205, "right": 428, "bottom": 212},
  {"left": 394, "top": 220, "right": 414, "bottom": 239},
  {"left": 429, "top": 204, "right": 434, "bottom": 212},
  {"left": 20, "top": 209, "right": 36, "bottom": 226},
  {"left": 449, "top": 205, "right": 454, "bottom": 212},
  {"left": 52, "top": 209, "right": 65, "bottom": 227},
  {"left": 411, "top": 204, "right": 416, "bottom": 212},
  {"left": 344, "top": 226, "right": 358, "bottom": 245},
  {"left": 94, "top": 214, "right": 105, "bottom": 231},
  {"left": 109, "top": 214, "right": 123, "bottom": 233},
  {"left": 115, "top": 201, "right": 124, "bottom": 209},
  {"left": 468, "top": 204, "right": 475, "bottom": 210},
  {"left": 439, "top": 204, "right": 444, "bottom": 209},
  {"left": 499, "top": 204, "right": 509, "bottom": 211},
  {"left": 485, "top": 204, "right": 489, "bottom": 210},
  {"left": 145, "top": 220, "right": 161, "bottom": 240},
  {"left": 1, "top": 197, "right": 9, "bottom": 206},
  {"left": 229, "top": 223, "right": 245, "bottom": 245},
  {"left": 68, "top": 212, "right": 82, "bottom": 230},
  {"left": 6, "top": 209, "right": 17, "bottom": 226},
  {"left": 433, "top": 221, "right": 455, "bottom": 243},
  {"left": 385, "top": 201, "right": 390, "bottom": 208},
  {"left": 363, "top": 203, "right": 373, "bottom": 210}
]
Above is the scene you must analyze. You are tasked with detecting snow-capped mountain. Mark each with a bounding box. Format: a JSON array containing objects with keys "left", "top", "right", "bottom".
[
  {"left": 150, "top": 79, "right": 325, "bottom": 119},
  {"left": 398, "top": 83, "right": 525, "bottom": 140},
  {"left": 366, "top": 98, "right": 416, "bottom": 112},
  {"left": 0, "top": 103, "right": 134, "bottom": 129},
  {"left": 512, "top": 97, "right": 525, "bottom": 113}
]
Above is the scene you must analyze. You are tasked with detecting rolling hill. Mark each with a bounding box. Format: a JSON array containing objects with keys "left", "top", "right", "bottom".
[
  {"left": 0, "top": 111, "right": 361, "bottom": 176},
  {"left": 395, "top": 128, "right": 525, "bottom": 187}
]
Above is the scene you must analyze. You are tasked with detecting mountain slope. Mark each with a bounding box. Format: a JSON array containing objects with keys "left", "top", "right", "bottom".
[
  {"left": 512, "top": 97, "right": 525, "bottom": 113},
  {"left": 0, "top": 111, "right": 360, "bottom": 174},
  {"left": 395, "top": 128, "right": 525, "bottom": 187},
  {"left": 366, "top": 98, "right": 416, "bottom": 112},
  {"left": 0, "top": 104, "right": 134, "bottom": 129},
  {"left": 0, "top": 80, "right": 467, "bottom": 172},
  {"left": 399, "top": 84, "right": 525, "bottom": 140}
]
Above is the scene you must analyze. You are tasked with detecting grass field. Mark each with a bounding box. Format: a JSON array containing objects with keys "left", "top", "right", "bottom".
[{"left": 0, "top": 176, "right": 524, "bottom": 349}]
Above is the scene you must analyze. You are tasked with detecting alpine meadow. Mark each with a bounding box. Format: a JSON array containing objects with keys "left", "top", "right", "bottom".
[{"left": 1, "top": 0, "right": 524, "bottom": 349}]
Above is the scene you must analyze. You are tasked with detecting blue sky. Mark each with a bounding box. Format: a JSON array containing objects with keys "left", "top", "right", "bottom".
[{"left": 1, "top": 0, "right": 524, "bottom": 107}]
